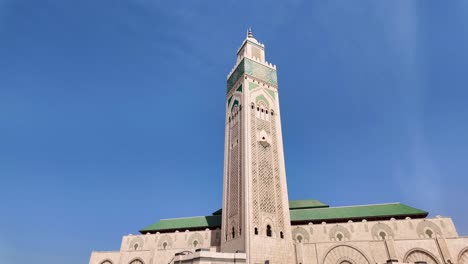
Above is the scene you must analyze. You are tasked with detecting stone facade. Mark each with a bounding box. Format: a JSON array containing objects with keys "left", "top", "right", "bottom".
[
  {"left": 89, "top": 31, "right": 468, "bottom": 264},
  {"left": 89, "top": 216, "right": 468, "bottom": 264},
  {"left": 293, "top": 216, "right": 466, "bottom": 264}
]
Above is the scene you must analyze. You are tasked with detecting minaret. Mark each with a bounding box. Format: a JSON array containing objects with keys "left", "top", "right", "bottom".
[{"left": 221, "top": 30, "right": 294, "bottom": 264}]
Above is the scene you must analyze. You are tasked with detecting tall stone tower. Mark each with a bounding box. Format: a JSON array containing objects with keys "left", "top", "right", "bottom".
[{"left": 221, "top": 30, "right": 295, "bottom": 264}]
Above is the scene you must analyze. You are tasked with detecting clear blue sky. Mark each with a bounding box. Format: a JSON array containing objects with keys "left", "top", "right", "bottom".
[{"left": 1, "top": 1, "right": 467, "bottom": 263}]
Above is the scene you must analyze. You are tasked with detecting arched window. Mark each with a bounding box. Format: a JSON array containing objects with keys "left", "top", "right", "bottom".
[
  {"left": 254, "top": 227, "right": 258, "bottom": 235},
  {"left": 232, "top": 227, "right": 235, "bottom": 238},
  {"left": 101, "top": 261, "right": 112, "bottom": 264},
  {"left": 379, "top": 231, "right": 387, "bottom": 240},
  {"left": 425, "top": 229, "right": 434, "bottom": 238},
  {"left": 280, "top": 231, "right": 284, "bottom": 239},
  {"left": 162, "top": 242, "right": 168, "bottom": 249},
  {"left": 405, "top": 249, "right": 439, "bottom": 264},
  {"left": 336, "top": 233, "right": 343, "bottom": 241},
  {"left": 297, "top": 235, "right": 303, "bottom": 243},
  {"left": 266, "top": 225, "right": 272, "bottom": 237},
  {"left": 133, "top": 243, "right": 139, "bottom": 250},
  {"left": 129, "top": 259, "right": 143, "bottom": 264},
  {"left": 193, "top": 240, "right": 198, "bottom": 247}
]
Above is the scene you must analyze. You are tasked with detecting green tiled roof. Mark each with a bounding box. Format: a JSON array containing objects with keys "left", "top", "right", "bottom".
[
  {"left": 211, "top": 199, "right": 328, "bottom": 216},
  {"left": 289, "top": 199, "right": 329, "bottom": 210},
  {"left": 140, "top": 215, "right": 221, "bottom": 233},
  {"left": 290, "top": 203, "right": 428, "bottom": 223},
  {"left": 140, "top": 202, "right": 427, "bottom": 233}
]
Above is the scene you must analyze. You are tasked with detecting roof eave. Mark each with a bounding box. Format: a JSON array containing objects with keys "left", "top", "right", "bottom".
[{"left": 290, "top": 212, "right": 428, "bottom": 225}]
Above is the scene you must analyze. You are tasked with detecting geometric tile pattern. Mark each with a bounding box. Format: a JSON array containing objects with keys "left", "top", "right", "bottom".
[
  {"left": 226, "top": 104, "right": 242, "bottom": 240},
  {"left": 227, "top": 58, "right": 277, "bottom": 94}
]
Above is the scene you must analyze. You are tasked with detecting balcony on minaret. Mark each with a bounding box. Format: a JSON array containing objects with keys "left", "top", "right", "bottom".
[
  {"left": 237, "top": 28, "right": 266, "bottom": 63},
  {"left": 258, "top": 130, "right": 271, "bottom": 148}
]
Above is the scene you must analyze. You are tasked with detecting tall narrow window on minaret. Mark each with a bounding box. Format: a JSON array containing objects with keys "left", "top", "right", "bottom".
[
  {"left": 266, "top": 225, "right": 272, "bottom": 237},
  {"left": 232, "top": 227, "right": 235, "bottom": 239},
  {"left": 254, "top": 227, "right": 258, "bottom": 235}
]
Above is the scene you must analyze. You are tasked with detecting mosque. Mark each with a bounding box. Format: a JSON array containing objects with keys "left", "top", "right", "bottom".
[{"left": 89, "top": 31, "right": 468, "bottom": 264}]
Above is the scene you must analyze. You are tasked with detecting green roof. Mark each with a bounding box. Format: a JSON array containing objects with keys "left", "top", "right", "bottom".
[
  {"left": 290, "top": 203, "right": 428, "bottom": 223},
  {"left": 289, "top": 199, "right": 329, "bottom": 210},
  {"left": 140, "top": 215, "right": 221, "bottom": 233},
  {"left": 140, "top": 202, "right": 427, "bottom": 233},
  {"left": 211, "top": 199, "right": 328, "bottom": 215}
]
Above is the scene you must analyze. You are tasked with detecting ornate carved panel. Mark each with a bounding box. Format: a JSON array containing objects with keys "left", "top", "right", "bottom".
[{"left": 323, "top": 245, "right": 370, "bottom": 264}]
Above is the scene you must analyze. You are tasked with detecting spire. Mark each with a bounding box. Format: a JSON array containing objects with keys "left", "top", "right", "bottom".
[
  {"left": 247, "top": 27, "right": 253, "bottom": 38},
  {"left": 236, "top": 28, "right": 265, "bottom": 63}
]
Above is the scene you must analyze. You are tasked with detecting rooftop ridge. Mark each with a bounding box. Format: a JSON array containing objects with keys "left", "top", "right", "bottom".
[
  {"left": 141, "top": 202, "right": 429, "bottom": 233},
  {"left": 326, "top": 202, "right": 402, "bottom": 209},
  {"left": 291, "top": 199, "right": 324, "bottom": 202},
  {"left": 159, "top": 215, "right": 213, "bottom": 221}
]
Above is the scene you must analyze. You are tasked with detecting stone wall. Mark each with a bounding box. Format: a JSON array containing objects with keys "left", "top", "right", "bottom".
[
  {"left": 291, "top": 217, "right": 458, "bottom": 244},
  {"left": 89, "top": 217, "right": 468, "bottom": 264},
  {"left": 89, "top": 229, "right": 221, "bottom": 264},
  {"left": 292, "top": 217, "right": 467, "bottom": 264}
]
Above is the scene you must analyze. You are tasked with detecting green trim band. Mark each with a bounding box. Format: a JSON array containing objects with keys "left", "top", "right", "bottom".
[{"left": 227, "top": 58, "right": 277, "bottom": 94}]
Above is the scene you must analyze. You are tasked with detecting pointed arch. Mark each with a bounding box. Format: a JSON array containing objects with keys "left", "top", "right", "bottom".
[
  {"left": 404, "top": 248, "right": 440, "bottom": 264},
  {"left": 231, "top": 99, "right": 240, "bottom": 112},
  {"left": 250, "top": 88, "right": 274, "bottom": 109},
  {"left": 227, "top": 93, "right": 242, "bottom": 113},
  {"left": 329, "top": 225, "right": 351, "bottom": 241},
  {"left": 322, "top": 245, "right": 371, "bottom": 264},
  {"left": 187, "top": 232, "right": 204, "bottom": 248},
  {"left": 371, "top": 223, "right": 394, "bottom": 240},
  {"left": 129, "top": 258, "right": 144, "bottom": 264},
  {"left": 416, "top": 220, "right": 442, "bottom": 238},
  {"left": 255, "top": 94, "right": 269, "bottom": 108},
  {"left": 458, "top": 247, "right": 468, "bottom": 264},
  {"left": 157, "top": 234, "right": 173, "bottom": 249},
  {"left": 292, "top": 227, "right": 310, "bottom": 243},
  {"left": 129, "top": 237, "right": 144, "bottom": 251}
]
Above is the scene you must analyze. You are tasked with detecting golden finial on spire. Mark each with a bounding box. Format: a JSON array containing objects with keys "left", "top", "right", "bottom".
[{"left": 247, "top": 27, "right": 253, "bottom": 38}]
